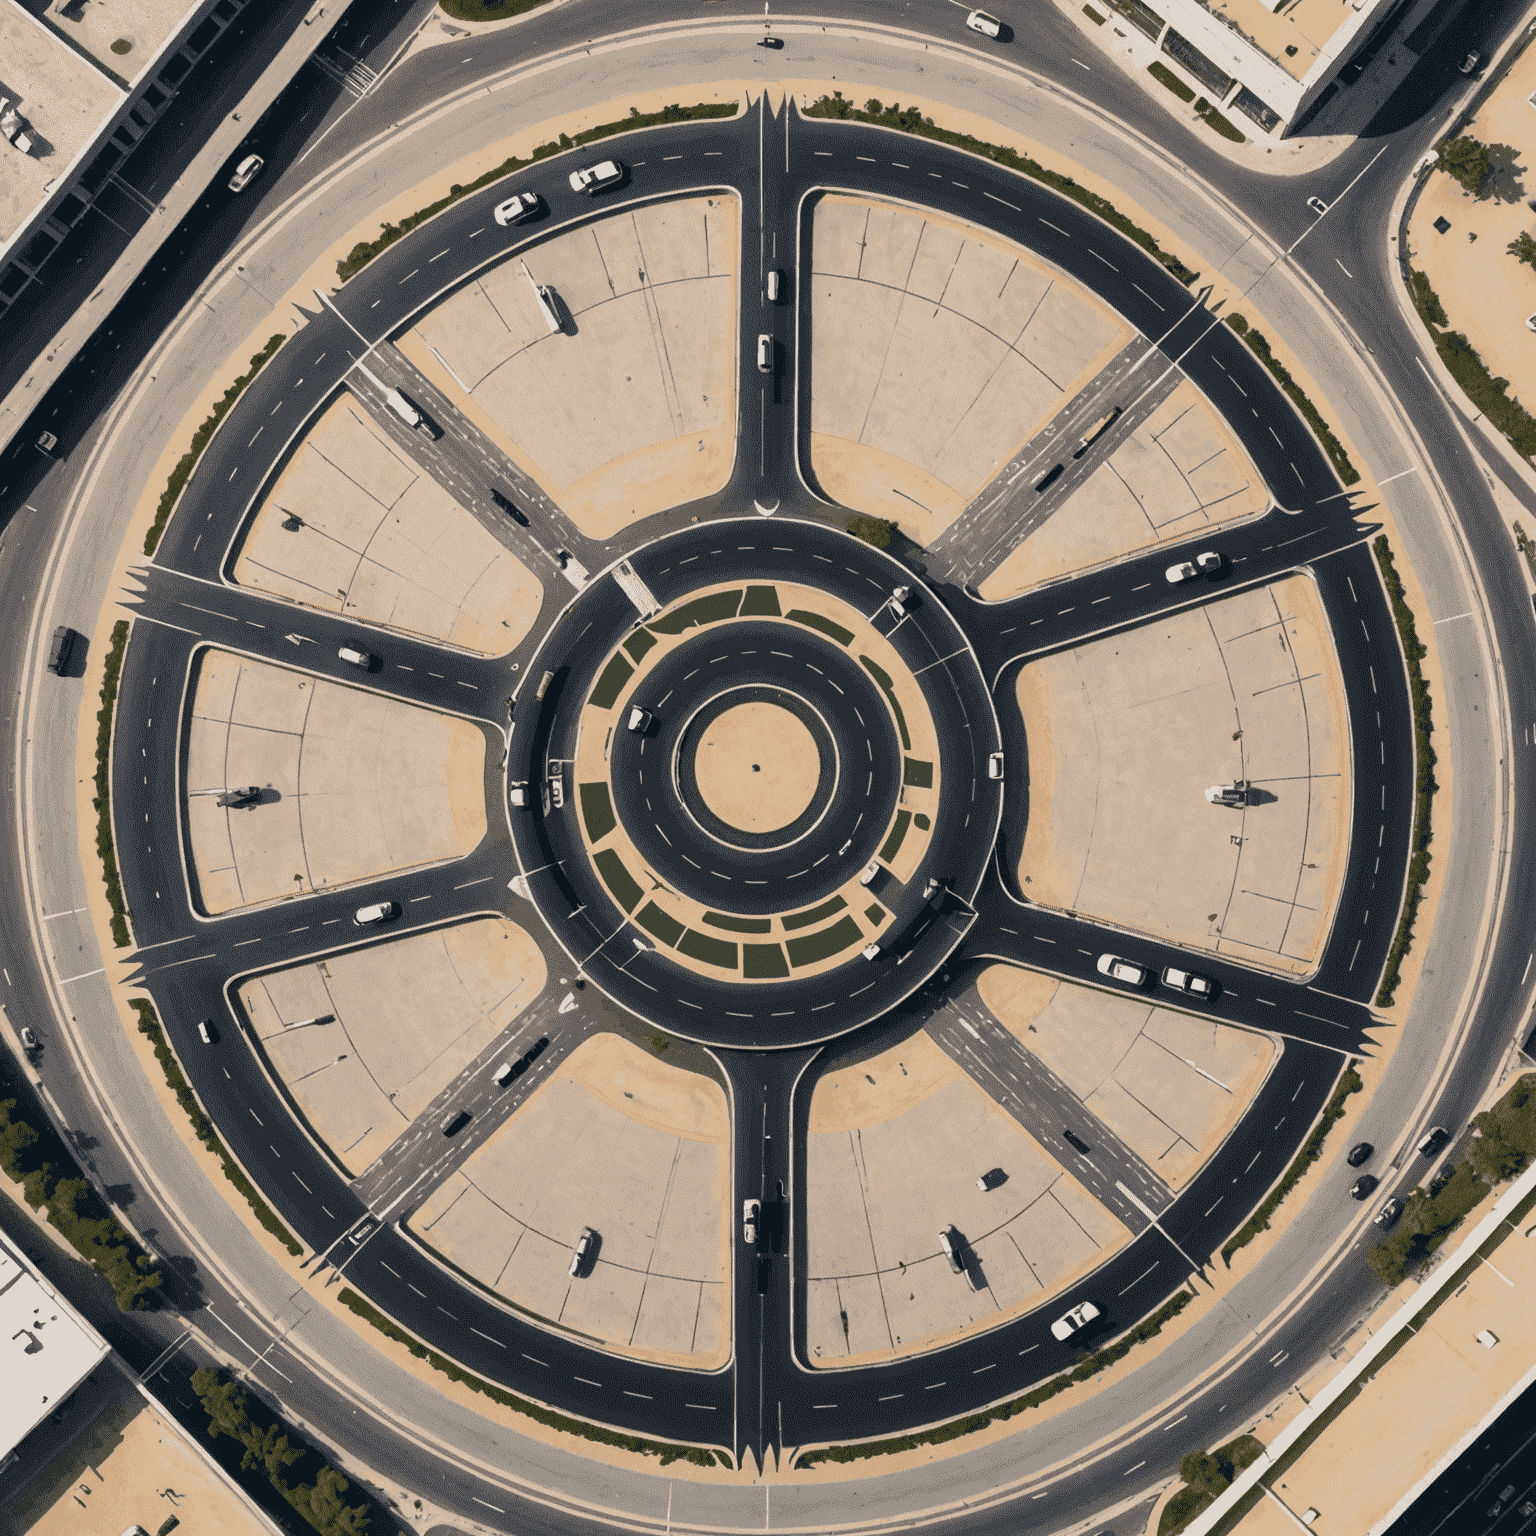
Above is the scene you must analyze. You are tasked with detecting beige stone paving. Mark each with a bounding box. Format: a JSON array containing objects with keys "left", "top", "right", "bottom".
[
  {"left": 809, "top": 194, "right": 1131, "bottom": 546},
  {"left": 975, "top": 968, "right": 1274, "bottom": 1189},
  {"left": 570, "top": 580, "right": 940, "bottom": 980},
  {"left": 805, "top": 1032, "right": 1127, "bottom": 1365},
  {"left": 400, "top": 195, "right": 739, "bottom": 540},
  {"left": 185, "top": 650, "right": 486, "bottom": 914},
  {"left": 0, "top": 1364, "right": 270, "bottom": 1536},
  {"left": 1015, "top": 574, "right": 1350, "bottom": 976},
  {"left": 237, "top": 918, "right": 544, "bottom": 1176},
  {"left": 410, "top": 1033, "right": 730, "bottom": 1369},
  {"left": 694, "top": 701, "right": 820, "bottom": 832},
  {"left": 1408, "top": 46, "right": 1536, "bottom": 440},
  {"left": 233, "top": 392, "right": 542, "bottom": 654},
  {"left": 980, "top": 379, "right": 1270, "bottom": 598},
  {"left": 1231, "top": 1187, "right": 1536, "bottom": 1535}
]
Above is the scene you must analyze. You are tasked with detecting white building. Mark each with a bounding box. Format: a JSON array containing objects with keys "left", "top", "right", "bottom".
[{"left": 1100, "top": 0, "right": 1399, "bottom": 136}]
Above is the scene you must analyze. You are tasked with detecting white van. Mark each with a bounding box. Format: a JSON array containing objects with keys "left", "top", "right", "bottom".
[
  {"left": 533, "top": 284, "right": 561, "bottom": 334},
  {"left": 938, "top": 1227, "right": 963, "bottom": 1274},
  {"left": 767, "top": 269, "right": 781, "bottom": 302},
  {"left": 757, "top": 334, "right": 773, "bottom": 373},
  {"left": 493, "top": 1061, "right": 514, "bottom": 1085}
]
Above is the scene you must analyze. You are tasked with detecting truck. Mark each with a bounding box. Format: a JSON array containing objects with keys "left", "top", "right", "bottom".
[{"left": 384, "top": 388, "right": 442, "bottom": 440}]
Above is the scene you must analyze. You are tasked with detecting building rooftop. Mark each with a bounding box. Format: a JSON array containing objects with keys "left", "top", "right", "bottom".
[
  {"left": 1197, "top": 0, "right": 1370, "bottom": 83},
  {"left": 10, "top": 0, "right": 208, "bottom": 88},
  {"left": 0, "top": 1228, "right": 111, "bottom": 1462}
]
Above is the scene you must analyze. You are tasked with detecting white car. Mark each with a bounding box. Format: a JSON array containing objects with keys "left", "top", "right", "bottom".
[
  {"left": 354, "top": 901, "right": 397, "bottom": 926},
  {"left": 509, "top": 784, "right": 528, "bottom": 808},
  {"left": 626, "top": 706, "right": 653, "bottom": 734},
  {"left": 757, "top": 333, "right": 773, "bottom": 373},
  {"left": 965, "top": 8, "right": 1001, "bottom": 36},
  {"left": 569, "top": 1226, "right": 595, "bottom": 1276},
  {"left": 568, "top": 159, "right": 623, "bottom": 195},
  {"left": 1050, "top": 1300, "right": 1100, "bottom": 1341},
  {"left": 1205, "top": 782, "right": 1247, "bottom": 807},
  {"left": 742, "top": 1198, "right": 761, "bottom": 1245},
  {"left": 1166, "top": 551, "right": 1220, "bottom": 583},
  {"left": 197, "top": 1020, "right": 214, "bottom": 1044},
  {"left": 493, "top": 191, "right": 540, "bottom": 226},
  {"left": 338, "top": 645, "right": 374, "bottom": 668},
  {"left": 859, "top": 861, "right": 880, "bottom": 886},
  {"left": 1096, "top": 954, "right": 1148, "bottom": 987},
  {"left": 1162, "top": 965, "right": 1215, "bottom": 998},
  {"left": 228, "top": 153, "right": 263, "bottom": 192},
  {"left": 987, "top": 751, "right": 1005, "bottom": 780}
]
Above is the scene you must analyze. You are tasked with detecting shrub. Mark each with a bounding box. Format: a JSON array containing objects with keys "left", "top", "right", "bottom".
[
  {"left": 94, "top": 621, "right": 131, "bottom": 947},
  {"left": 1222, "top": 1065, "right": 1361, "bottom": 1264},
  {"left": 440, "top": 0, "right": 552, "bottom": 17},
  {"left": 847, "top": 515, "right": 895, "bottom": 549},
  {"left": 1509, "top": 231, "right": 1536, "bottom": 271},
  {"left": 1439, "top": 135, "right": 1491, "bottom": 197},
  {"left": 804, "top": 94, "right": 1199, "bottom": 286},
  {"left": 1149, "top": 62, "right": 1196, "bottom": 103},
  {"left": 144, "top": 335, "right": 285, "bottom": 556},
  {"left": 1159, "top": 1436, "right": 1264, "bottom": 1535},
  {"left": 1083, "top": 5, "right": 1106, "bottom": 20},
  {"left": 1196, "top": 102, "right": 1245, "bottom": 143},
  {"left": 1372, "top": 536, "right": 1437, "bottom": 1008},
  {"left": 130, "top": 1000, "right": 303, "bottom": 1254}
]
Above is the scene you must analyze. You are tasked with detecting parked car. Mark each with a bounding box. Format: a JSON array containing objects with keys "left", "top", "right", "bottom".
[
  {"left": 1347, "top": 1141, "right": 1373, "bottom": 1167},
  {"left": 988, "top": 751, "right": 1005, "bottom": 780},
  {"left": 19, "top": 1026, "right": 38, "bottom": 1051},
  {"left": 354, "top": 901, "right": 397, "bottom": 926},
  {"left": 569, "top": 1226, "right": 595, "bottom": 1276},
  {"left": 756, "top": 34, "right": 782, "bottom": 48},
  {"left": 228, "top": 153, "right": 263, "bottom": 192},
  {"left": 1459, "top": 51, "right": 1480, "bottom": 74},
  {"left": 216, "top": 786, "right": 261, "bottom": 808},
  {"left": 1161, "top": 965, "right": 1215, "bottom": 998},
  {"left": 965, "top": 8, "right": 1001, "bottom": 37},
  {"left": 568, "top": 159, "right": 624, "bottom": 194},
  {"left": 1351, "top": 1174, "right": 1378, "bottom": 1200},
  {"left": 1096, "top": 954, "right": 1148, "bottom": 987},
  {"left": 1205, "top": 782, "right": 1248, "bottom": 807},
  {"left": 509, "top": 784, "right": 528, "bottom": 808},
  {"left": 1051, "top": 1301, "right": 1100, "bottom": 1341},
  {"left": 859, "top": 861, "right": 880, "bottom": 886},
  {"left": 493, "top": 191, "right": 541, "bottom": 226}
]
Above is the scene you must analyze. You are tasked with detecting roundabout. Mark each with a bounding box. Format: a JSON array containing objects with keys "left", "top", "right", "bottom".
[{"left": 1, "top": 10, "right": 1524, "bottom": 1535}]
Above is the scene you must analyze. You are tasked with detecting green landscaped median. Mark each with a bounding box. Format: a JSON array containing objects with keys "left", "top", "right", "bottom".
[
  {"left": 1371, "top": 535, "right": 1438, "bottom": 1009},
  {"left": 335, "top": 103, "right": 737, "bottom": 283},
  {"left": 94, "top": 620, "right": 132, "bottom": 947},
  {"left": 1220, "top": 1063, "right": 1360, "bottom": 1266},
  {"left": 335, "top": 1287, "right": 729, "bottom": 1467},
  {"left": 796, "top": 1289, "right": 1195, "bottom": 1465},
  {"left": 804, "top": 95, "right": 1200, "bottom": 287}
]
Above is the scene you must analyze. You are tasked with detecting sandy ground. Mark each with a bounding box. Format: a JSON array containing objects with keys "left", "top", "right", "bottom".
[
  {"left": 1232, "top": 1190, "right": 1536, "bottom": 1535},
  {"left": 975, "top": 967, "right": 1274, "bottom": 1189},
  {"left": 1407, "top": 43, "right": 1536, "bottom": 433},
  {"left": 809, "top": 194, "right": 1131, "bottom": 546},
  {"left": 0, "top": 1362, "right": 269, "bottom": 1536},
  {"left": 184, "top": 649, "right": 486, "bottom": 914},
  {"left": 693, "top": 700, "right": 821, "bottom": 831},
  {"left": 1015, "top": 574, "right": 1350, "bottom": 976},
  {"left": 568, "top": 580, "right": 940, "bottom": 982},
  {"left": 236, "top": 917, "right": 545, "bottom": 1176},
  {"left": 980, "top": 378, "right": 1270, "bottom": 597},
  {"left": 233, "top": 391, "right": 542, "bottom": 654},
  {"left": 410, "top": 1032, "right": 730, "bottom": 1369},
  {"left": 804, "top": 1029, "right": 1127, "bottom": 1365},
  {"left": 400, "top": 195, "right": 739, "bottom": 540}
]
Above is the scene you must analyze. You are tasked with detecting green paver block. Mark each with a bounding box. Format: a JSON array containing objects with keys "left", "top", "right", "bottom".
[
  {"left": 704, "top": 911, "right": 773, "bottom": 933},
  {"left": 594, "top": 849, "right": 643, "bottom": 912},
  {"left": 914, "top": 813, "right": 931, "bottom": 830},
  {"left": 786, "top": 915, "right": 864, "bottom": 966},
  {"left": 637, "top": 901, "right": 687, "bottom": 947},
  {"left": 864, "top": 904, "right": 887, "bottom": 925},
  {"left": 650, "top": 590, "right": 743, "bottom": 633},
  {"left": 743, "top": 943, "right": 791, "bottom": 978},
  {"left": 623, "top": 629, "right": 658, "bottom": 662},
  {"left": 785, "top": 609, "right": 854, "bottom": 646},
  {"left": 903, "top": 757, "right": 933, "bottom": 789},
  {"left": 860, "top": 655, "right": 911, "bottom": 750},
  {"left": 739, "top": 585, "right": 782, "bottom": 616},
  {"left": 782, "top": 894, "right": 848, "bottom": 931},
  {"left": 879, "top": 810, "right": 912, "bottom": 864},
  {"left": 588, "top": 652, "right": 634, "bottom": 710},
  {"left": 678, "top": 928, "right": 739, "bottom": 969},
  {"left": 579, "top": 782, "right": 616, "bottom": 843}
]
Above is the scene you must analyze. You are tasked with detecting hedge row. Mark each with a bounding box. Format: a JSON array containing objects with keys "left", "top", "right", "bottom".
[
  {"left": 336, "top": 102, "right": 737, "bottom": 282},
  {"left": 93, "top": 620, "right": 131, "bottom": 948},
  {"left": 144, "top": 334, "right": 286, "bottom": 556},
  {"left": 0, "top": 1080, "right": 163, "bottom": 1310},
  {"left": 798, "top": 1289, "right": 1195, "bottom": 1466},
  {"left": 1148, "top": 62, "right": 1195, "bottom": 103},
  {"left": 1160, "top": 1435, "right": 1265, "bottom": 1536},
  {"left": 440, "top": 0, "right": 552, "bottom": 18},
  {"left": 130, "top": 999, "right": 302, "bottom": 1255},
  {"left": 335, "top": 1288, "right": 727, "bottom": 1467},
  {"left": 1515, "top": 520, "right": 1536, "bottom": 583},
  {"left": 804, "top": 94, "right": 1200, "bottom": 287},
  {"left": 1408, "top": 267, "right": 1536, "bottom": 457},
  {"left": 1220, "top": 1064, "right": 1361, "bottom": 1266},
  {"left": 1195, "top": 98, "right": 1245, "bottom": 143},
  {"left": 1224, "top": 313, "right": 1359, "bottom": 485},
  {"left": 1370, "top": 535, "right": 1438, "bottom": 1008}
]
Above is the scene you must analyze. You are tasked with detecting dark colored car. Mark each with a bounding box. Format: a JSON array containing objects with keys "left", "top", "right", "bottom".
[
  {"left": 1351, "top": 1175, "right": 1378, "bottom": 1200},
  {"left": 1347, "top": 1142, "right": 1373, "bottom": 1167},
  {"left": 441, "top": 1109, "right": 471, "bottom": 1137},
  {"left": 490, "top": 487, "right": 528, "bottom": 525},
  {"left": 1063, "top": 1129, "right": 1091, "bottom": 1154},
  {"left": 1374, "top": 1197, "right": 1404, "bottom": 1230},
  {"left": 216, "top": 786, "right": 261, "bottom": 808}
]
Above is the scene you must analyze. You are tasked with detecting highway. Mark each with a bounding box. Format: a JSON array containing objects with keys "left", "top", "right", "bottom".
[{"left": 0, "top": 0, "right": 1530, "bottom": 1530}]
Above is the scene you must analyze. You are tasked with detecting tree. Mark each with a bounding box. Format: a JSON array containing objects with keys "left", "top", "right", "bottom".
[
  {"left": 194, "top": 1366, "right": 255, "bottom": 1446},
  {"left": 847, "top": 515, "right": 895, "bottom": 550},
  {"left": 297, "top": 1467, "right": 371, "bottom": 1536},
  {"left": 20, "top": 1163, "right": 56, "bottom": 1210},
  {"left": 1509, "top": 231, "right": 1536, "bottom": 271},
  {"left": 0, "top": 1100, "right": 39, "bottom": 1177},
  {"left": 1439, "top": 136, "right": 1491, "bottom": 197}
]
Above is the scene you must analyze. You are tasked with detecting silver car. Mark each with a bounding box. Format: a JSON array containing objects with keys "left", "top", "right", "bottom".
[
  {"left": 568, "top": 159, "right": 623, "bottom": 195},
  {"left": 493, "top": 191, "right": 540, "bottom": 226}
]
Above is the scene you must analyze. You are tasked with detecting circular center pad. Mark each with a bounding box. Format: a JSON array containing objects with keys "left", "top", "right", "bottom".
[{"left": 693, "top": 702, "right": 820, "bottom": 832}]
